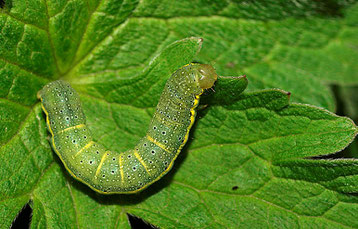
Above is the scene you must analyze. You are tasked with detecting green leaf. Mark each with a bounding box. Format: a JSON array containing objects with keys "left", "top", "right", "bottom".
[{"left": 1, "top": 1, "right": 358, "bottom": 228}]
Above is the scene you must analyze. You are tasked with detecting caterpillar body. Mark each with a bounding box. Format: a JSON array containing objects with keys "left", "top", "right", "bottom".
[{"left": 38, "top": 64, "right": 218, "bottom": 194}]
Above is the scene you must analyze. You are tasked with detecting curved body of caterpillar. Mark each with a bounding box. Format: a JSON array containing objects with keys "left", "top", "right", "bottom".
[{"left": 38, "top": 64, "right": 218, "bottom": 194}]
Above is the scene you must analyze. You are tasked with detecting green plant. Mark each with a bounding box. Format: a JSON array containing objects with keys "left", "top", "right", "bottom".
[{"left": 1, "top": 1, "right": 358, "bottom": 228}]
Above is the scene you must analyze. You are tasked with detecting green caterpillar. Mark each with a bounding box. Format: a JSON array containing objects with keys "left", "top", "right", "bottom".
[{"left": 38, "top": 63, "right": 217, "bottom": 194}]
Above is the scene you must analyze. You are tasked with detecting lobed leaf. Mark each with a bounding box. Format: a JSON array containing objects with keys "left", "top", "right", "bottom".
[{"left": 0, "top": 1, "right": 358, "bottom": 228}]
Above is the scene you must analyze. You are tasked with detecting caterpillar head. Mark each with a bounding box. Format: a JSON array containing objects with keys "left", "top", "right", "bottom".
[{"left": 196, "top": 64, "right": 218, "bottom": 89}]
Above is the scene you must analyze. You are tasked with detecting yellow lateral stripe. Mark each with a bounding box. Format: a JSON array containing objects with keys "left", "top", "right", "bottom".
[
  {"left": 95, "top": 152, "right": 108, "bottom": 178},
  {"left": 58, "top": 124, "right": 86, "bottom": 134},
  {"left": 146, "top": 135, "right": 171, "bottom": 153},
  {"left": 177, "top": 94, "right": 201, "bottom": 154},
  {"left": 74, "top": 141, "right": 95, "bottom": 158},
  {"left": 134, "top": 151, "right": 151, "bottom": 175},
  {"left": 119, "top": 154, "right": 124, "bottom": 184}
]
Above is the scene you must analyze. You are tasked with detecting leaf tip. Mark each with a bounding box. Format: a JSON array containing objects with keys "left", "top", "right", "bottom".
[
  {"left": 194, "top": 37, "right": 204, "bottom": 48},
  {"left": 183, "top": 36, "right": 203, "bottom": 45},
  {"left": 286, "top": 91, "right": 291, "bottom": 98}
]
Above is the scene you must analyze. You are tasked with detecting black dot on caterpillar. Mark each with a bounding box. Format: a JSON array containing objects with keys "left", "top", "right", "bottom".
[{"left": 38, "top": 63, "right": 218, "bottom": 194}]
